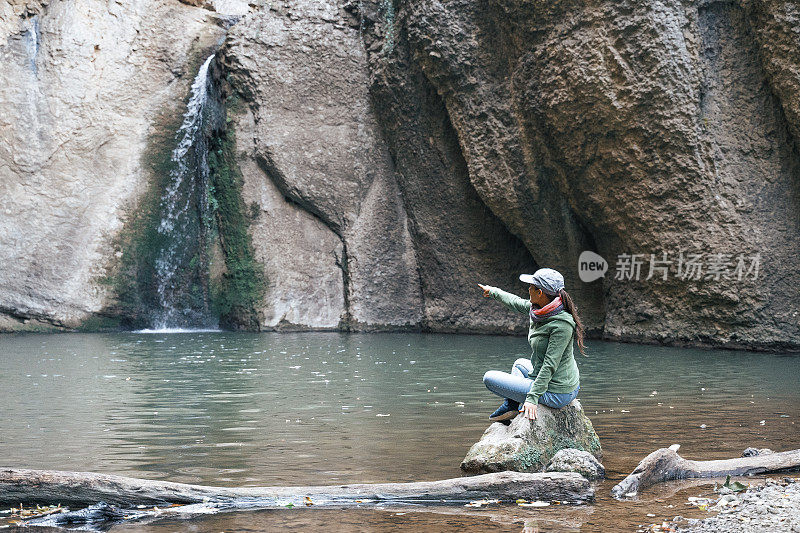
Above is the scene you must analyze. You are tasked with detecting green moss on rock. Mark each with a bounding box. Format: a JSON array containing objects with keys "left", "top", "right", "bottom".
[
  {"left": 77, "top": 315, "right": 124, "bottom": 332},
  {"left": 516, "top": 446, "right": 544, "bottom": 471},
  {"left": 207, "top": 124, "right": 266, "bottom": 330}
]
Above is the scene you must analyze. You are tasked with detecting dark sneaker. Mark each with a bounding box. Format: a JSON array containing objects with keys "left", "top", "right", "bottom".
[{"left": 489, "top": 399, "right": 520, "bottom": 421}]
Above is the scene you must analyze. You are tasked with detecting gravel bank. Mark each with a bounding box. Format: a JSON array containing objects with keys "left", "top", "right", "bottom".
[{"left": 675, "top": 477, "right": 800, "bottom": 532}]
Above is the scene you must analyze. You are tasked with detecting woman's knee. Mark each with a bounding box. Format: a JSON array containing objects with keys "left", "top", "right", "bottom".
[
  {"left": 483, "top": 370, "right": 500, "bottom": 386},
  {"left": 483, "top": 370, "right": 510, "bottom": 395},
  {"left": 512, "top": 358, "right": 532, "bottom": 377}
]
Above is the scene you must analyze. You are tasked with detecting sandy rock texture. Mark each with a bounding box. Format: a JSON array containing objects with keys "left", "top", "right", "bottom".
[
  {"left": 219, "top": 0, "right": 534, "bottom": 332},
  {"left": 0, "top": 0, "right": 241, "bottom": 330},
  {"left": 364, "top": 0, "right": 800, "bottom": 350}
]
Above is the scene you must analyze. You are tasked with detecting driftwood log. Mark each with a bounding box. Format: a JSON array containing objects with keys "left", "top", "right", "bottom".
[
  {"left": 612, "top": 444, "right": 800, "bottom": 498},
  {"left": 0, "top": 468, "right": 593, "bottom": 508}
]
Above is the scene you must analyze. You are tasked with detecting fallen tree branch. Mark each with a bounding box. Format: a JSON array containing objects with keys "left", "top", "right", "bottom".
[
  {"left": 612, "top": 444, "right": 800, "bottom": 498},
  {"left": 0, "top": 468, "right": 593, "bottom": 508}
]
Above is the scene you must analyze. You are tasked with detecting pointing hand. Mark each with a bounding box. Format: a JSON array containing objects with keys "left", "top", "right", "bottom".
[{"left": 477, "top": 284, "right": 491, "bottom": 297}]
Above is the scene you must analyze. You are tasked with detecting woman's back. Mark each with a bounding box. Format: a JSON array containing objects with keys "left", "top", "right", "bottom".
[{"left": 528, "top": 311, "right": 579, "bottom": 396}]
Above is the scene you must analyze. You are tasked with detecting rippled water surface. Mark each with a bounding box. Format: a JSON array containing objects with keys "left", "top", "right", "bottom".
[{"left": 1, "top": 332, "right": 798, "bottom": 531}]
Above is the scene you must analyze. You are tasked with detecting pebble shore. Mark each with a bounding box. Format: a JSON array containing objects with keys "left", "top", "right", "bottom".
[{"left": 675, "top": 477, "right": 800, "bottom": 533}]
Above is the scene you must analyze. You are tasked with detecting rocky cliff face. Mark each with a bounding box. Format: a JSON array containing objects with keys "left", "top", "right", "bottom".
[
  {"left": 0, "top": 0, "right": 798, "bottom": 350},
  {"left": 217, "top": 0, "right": 535, "bottom": 332},
  {"left": 0, "top": 0, "right": 240, "bottom": 330},
  {"left": 364, "top": 0, "right": 800, "bottom": 350}
]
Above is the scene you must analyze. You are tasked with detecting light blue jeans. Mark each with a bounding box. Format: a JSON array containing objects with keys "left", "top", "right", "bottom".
[{"left": 483, "top": 358, "right": 580, "bottom": 408}]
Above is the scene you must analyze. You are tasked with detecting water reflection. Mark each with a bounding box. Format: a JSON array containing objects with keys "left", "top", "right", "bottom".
[{"left": 1, "top": 332, "right": 798, "bottom": 531}]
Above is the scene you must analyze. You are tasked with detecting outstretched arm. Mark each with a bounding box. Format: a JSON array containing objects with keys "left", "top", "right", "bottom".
[{"left": 478, "top": 284, "right": 531, "bottom": 314}]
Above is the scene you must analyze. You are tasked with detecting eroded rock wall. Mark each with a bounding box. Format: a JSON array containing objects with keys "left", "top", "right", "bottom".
[
  {"left": 1, "top": 0, "right": 798, "bottom": 350},
  {"left": 220, "top": 0, "right": 423, "bottom": 330},
  {"left": 363, "top": 0, "right": 800, "bottom": 349},
  {"left": 220, "top": 0, "right": 535, "bottom": 332},
  {"left": 0, "top": 0, "right": 234, "bottom": 330}
]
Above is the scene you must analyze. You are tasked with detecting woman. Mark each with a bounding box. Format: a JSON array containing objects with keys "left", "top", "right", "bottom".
[{"left": 478, "top": 268, "right": 586, "bottom": 422}]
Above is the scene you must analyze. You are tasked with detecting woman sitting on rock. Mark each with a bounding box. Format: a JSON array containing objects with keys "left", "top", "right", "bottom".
[{"left": 478, "top": 268, "right": 585, "bottom": 422}]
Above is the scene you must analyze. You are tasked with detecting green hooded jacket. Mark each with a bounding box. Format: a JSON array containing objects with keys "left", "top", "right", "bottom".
[{"left": 488, "top": 287, "right": 580, "bottom": 404}]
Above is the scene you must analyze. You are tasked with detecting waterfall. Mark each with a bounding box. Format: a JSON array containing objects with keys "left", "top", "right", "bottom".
[{"left": 149, "top": 54, "right": 221, "bottom": 331}]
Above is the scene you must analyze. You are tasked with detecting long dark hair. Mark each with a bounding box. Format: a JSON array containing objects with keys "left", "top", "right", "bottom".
[{"left": 553, "top": 288, "right": 586, "bottom": 356}]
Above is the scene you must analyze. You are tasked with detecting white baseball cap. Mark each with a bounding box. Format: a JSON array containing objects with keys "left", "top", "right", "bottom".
[{"left": 519, "top": 268, "right": 565, "bottom": 296}]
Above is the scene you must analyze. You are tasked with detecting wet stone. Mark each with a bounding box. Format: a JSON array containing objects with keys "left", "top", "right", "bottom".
[
  {"left": 742, "top": 447, "right": 775, "bottom": 457},
  {"left": 546, "top": 448, "right": 605, "bottom": 480},
  {"left": 460, "top": 400, "right": 602, "bottom": 475}
]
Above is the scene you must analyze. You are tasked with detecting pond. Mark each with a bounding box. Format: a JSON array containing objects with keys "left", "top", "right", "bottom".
[{"left": 1, "top": 332, "right": 798, "bottom": 531}]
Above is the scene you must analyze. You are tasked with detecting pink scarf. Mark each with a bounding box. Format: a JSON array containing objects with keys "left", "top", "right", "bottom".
[{"left": 530, "top": 296, "right": 564, "bottom": 322}]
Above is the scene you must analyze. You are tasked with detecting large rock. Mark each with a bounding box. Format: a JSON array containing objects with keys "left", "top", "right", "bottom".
[
  {"left": 460, "top": 400, "right": 602, "bottom": 475},
  {"left": 546, "top": 448, "right": 605, "bottom": 481},
  {"left": 2, "top": 0, "right": 800, "bottom": 350}
]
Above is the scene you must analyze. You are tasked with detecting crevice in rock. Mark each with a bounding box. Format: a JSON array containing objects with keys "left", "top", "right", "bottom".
[
  {"left": 746, "top": 3, "right": 800, "bottom": 178},
  {"left": 254, "top": 153, "right": 345, "bottom": 237},
  {"left": 395, "top": 4, "right": 606, "bottom": 330},
  {"left": 252, "top": 143, "right": 354, "bottom": 328},
  {"left": 16, "top": 1, "right": 48, "bottom": 20},
  {"left": 367, "top": 21, "right": 537, "bottom": 333},
  {"left": 0, "top": 306, "right": 65, "bottom": 329},
  {"left": 699, "top": 0, "right": 800, "bottom": 212},
  {"left": 690, "top": 0, "right": 800, "bottom": 348},
  {"left": 334, "top": 239, "right": 354, "bottom": 330}
]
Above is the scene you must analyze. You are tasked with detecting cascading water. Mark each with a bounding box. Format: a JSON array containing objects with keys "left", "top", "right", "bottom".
[{"left": 149, "top": 54, "right": 222, "bottom": 331}]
